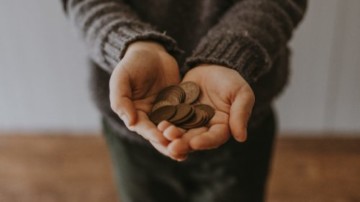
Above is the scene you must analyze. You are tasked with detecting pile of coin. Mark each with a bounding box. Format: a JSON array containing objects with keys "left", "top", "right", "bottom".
[{"left": 149, "top": 82, "right": 215, "bottom": 129}]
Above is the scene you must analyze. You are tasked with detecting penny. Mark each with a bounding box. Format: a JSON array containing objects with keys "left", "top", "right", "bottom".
[
  {"left": 154, "top": 85, "right": 176, "bottom": 101},
  {"left": 175, "top": 106, "right": 195, "bottom": 125},
  {"left": 149, "top": 82, "right": 216, "bottom": 129},
  {"left": 155, "top": 85, "right": 185, "bottom": 105},
  {"left": 151, "top": 100, "right": 173, "bottom": 112},
  {"left": 179, "top": 108, "right": 206, "bottom": 129},
  {"left": 149, "top": 105, "right": 177, "bottom": 125},
  {"left": 166, "top": 93, "right": 182, "bottom": 105},
  {"left": 180, "top": 81, "right": 200, "bottom": 104},
  {"left": 198, "top": 105, "right": 215, "bottom": 126},
  {"left": 195, "top": 109, "right": 209, "bottom": 127},
  {"left": 169, "top": 104, "right": 194, "bottom": 124},
  {"left": 167, "top": 86, "right": 185, "bottom": 103},
  {"left": 194, "top": 104, "right": 215, "bottom": 120}
]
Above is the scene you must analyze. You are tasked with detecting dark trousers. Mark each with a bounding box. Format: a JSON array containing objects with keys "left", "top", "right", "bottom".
[{"left": 103, "top": 109, "right": 276, "bottom": 202}]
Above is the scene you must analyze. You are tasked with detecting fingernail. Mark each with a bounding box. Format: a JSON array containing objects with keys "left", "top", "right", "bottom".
[
  {"left": 237, "top": 129, "right": 247, "bottom": 142},
  {"left": 176, "top": 156, "right": 187, "bottom": 162}
]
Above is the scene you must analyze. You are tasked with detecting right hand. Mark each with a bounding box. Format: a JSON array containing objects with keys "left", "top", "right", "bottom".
[{"left": 109, "top": 41, "right": 181, "bottom": 155}]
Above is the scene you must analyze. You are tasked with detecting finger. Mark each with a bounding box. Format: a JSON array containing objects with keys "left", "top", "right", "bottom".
[
  {"left": 189, "top": 124, "right": 230, "bottom": 150},
  {"left": 157, "top": 121, "right": 172, "bottom": 132},
  {"left": 157, "top": 121, "right": 186, "bottom": 141},
  {"left": 129, "top": 112, "right": 168, "bottom": 145},
  {"left": 163, "top": 125, "right": 185, "bottom": 141},
  {"left": 151, "top": 141, "right": 187, "bottom": 161},
  {"left": 181, "top": 127, "right": 208, "bottom": 144},
  {"left": 175, "top": 155, "right": 187, "bottom": 162},
  {"left": 150, "top": 141, "right": 170, "bottom": 156},
  {"left": 229, "top": 88, "right": 255, "bottom": 142},
  {"left": 113, "top": 97, "right": 136, "bottom": 126},
  {"left": 109, "top": 66, "right": 137, "bottom": 125},
  {"left": 168, "top": 139, "right": 191, "bottom": 157},
  {"left": 166, "top": 127, "right": 207, "bottom": 155}
]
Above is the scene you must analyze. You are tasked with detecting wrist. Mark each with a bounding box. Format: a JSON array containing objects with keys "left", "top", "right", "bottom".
[
  {"left": 194, "top": 64, "right": 247, "bottom": 79},
  {"left": 127, "top": 41, "right": 167, "bottom": 54},
  {"left": 191, "top": 64, "right": 237, "bottom": 74}
]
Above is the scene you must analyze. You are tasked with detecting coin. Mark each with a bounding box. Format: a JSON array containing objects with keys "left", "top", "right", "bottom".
[
  {"left": 194, "top": 104, "right": 215, "bottom": 120},
  {"left": 149, "top": 105, "right": 177, "bottom": 125},
  {"left": 169, "top": 104, "right": 194, "bottom": 124},
  {"left": 155, "top": 85, "right": 185, "bottom": 105},
  {"left": 149, "top": 82, "right": 215, "bottom": 129},
  {"left": 194, "top": 104, "right": 215, "bottom": 126},
  {"left": 179, "top": 108, "right": 207, "bottom": 129},
  {"left": 154, "top": 85, "right": 176, "bottom": 100},
  {"left": 180, "top": 81, "right": 200, "bottom": 104},
  {"left": 151, "top": 100, "right": 173, "bottom": 112}
]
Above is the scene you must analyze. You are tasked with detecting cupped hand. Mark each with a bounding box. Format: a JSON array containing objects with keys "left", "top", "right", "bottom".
[
  {"left": 109, "top": 41, "right": 180, "bottom": 147},
  {"left": 161, "top": 65, "right": 255, "bottom": 159}
]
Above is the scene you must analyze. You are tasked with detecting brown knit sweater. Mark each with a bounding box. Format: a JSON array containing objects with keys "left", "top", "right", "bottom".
[{"left": 62, "top": 0, "right": 307, "bottom": 143}]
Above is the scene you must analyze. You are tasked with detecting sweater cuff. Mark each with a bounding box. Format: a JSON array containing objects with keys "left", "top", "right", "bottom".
[
  {"left": 102, "top": 22, "right": 182, "bottom": 72},
  {"left": 185, "top": 33, "right": 271, "bottom": 83}
]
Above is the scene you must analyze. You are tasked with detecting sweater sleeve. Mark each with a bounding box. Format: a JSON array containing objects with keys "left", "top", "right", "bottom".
[
  {"left": 62, "top": 0, "right": 181, "bottom": 73},
  {"left": 185, "top": 0, "right": 308, "bottom": 83}
]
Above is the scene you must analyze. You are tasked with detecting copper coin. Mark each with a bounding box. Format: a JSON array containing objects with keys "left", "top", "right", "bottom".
[
  {"left": 149, "top": 105, "right": 177, "bottom": 125},
  {"left": 192, "top": 109, "right": 208, "bottom": 128},
  {"left": 194, "top": 104, "right": 215, "bottom": 120},
  {"left": 165, "top": 87, "right": 184, "bottom": 104},
  {"left": 167, "top": 94, "right": 182, "bottom": 105},
  {"left": 174, "top": 106, "right": 195, "bottom": 125},
  {"left": 169, "top": 104, "right": 194, "bottom": 124},
  {"left": 155, "top": 85, "right": 184, "bottom": 105},
  {"left": 194, "top": 104, "right": 215, "bottom": 126},
  {"left": 179, "top": 108, "right": 207, "bottom": 129},
  {"left": 155, "top": 85, "right": 176, "bottom": 100},
  {"left": 174, "top": 86, "right": 186, "bottom": 103},
  {"left": 180, "top": 82, "right": 200, "bottom": 104},
  {"left": 151, "top": 100, "right": 172, "bottom": 112}
]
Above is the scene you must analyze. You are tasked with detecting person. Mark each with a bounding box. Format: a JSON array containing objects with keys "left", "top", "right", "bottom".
[{"left": 62, "top": 0, "right": 307, "bottom": 201}]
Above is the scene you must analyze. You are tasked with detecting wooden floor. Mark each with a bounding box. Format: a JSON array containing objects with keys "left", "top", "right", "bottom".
[{"left": 0, "top": 134, "right": 359, "bottom": 202}]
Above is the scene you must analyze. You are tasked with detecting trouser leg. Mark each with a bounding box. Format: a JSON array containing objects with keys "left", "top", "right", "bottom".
[
  {"left": 102, "top": 120, "right": 189, "bottom": 202},
  {"left": 186, "top": 109, "right": 276, "bottom": 202},
  {"left": 103, "top": 108, "right": 276, "bottom": 202}
]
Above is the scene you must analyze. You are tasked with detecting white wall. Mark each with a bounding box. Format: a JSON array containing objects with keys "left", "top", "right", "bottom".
[
  {"left": 275, "top": 0, "right": 360, "bottom": 133},
  {"left": 0, "top": 1, "right": 100, "bottom": 132},
  {"left": 0, "top": 0, "right": 359, "bottom": 134}
]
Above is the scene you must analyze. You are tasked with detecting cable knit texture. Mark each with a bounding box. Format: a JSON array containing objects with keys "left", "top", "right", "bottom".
[
  {"left": 65, "top": 0, "right": 181, "bottom": 73},
  {"left": 62, "top": 0, "right": 307, "bottom": 143}
]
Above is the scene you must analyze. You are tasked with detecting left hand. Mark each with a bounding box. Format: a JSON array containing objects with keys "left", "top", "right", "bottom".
[{"left": 158, "top": 64, "right": 255, "bottom": 160}]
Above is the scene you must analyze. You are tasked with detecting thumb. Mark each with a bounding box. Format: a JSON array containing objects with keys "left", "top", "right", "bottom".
[
  {"left": 229, "top": 87, "right": 255, "bottom": 142},
  {"left": 109, "top": 67, "right": 137, "bottom": 126}
]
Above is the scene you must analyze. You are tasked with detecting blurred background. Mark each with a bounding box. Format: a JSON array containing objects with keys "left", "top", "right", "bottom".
[
  {"left": 1, "top": 1, "right": 359, "bottom": 133},
  {"left": 0, "top": 0, "right": 359, "bottom": 202}
]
